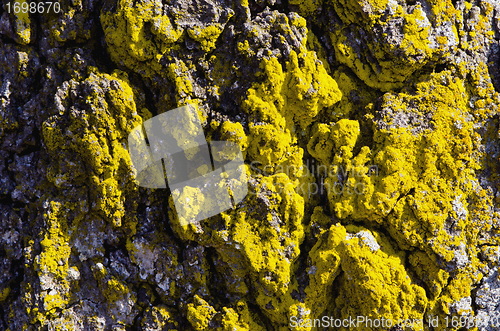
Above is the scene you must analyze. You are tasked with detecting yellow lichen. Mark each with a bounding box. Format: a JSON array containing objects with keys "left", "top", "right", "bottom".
[
  {"left": 329, "top": 0, "right": 460, "bottom": 91},
  {"left": 0, "top": 287, "right": 10, "bottom": 302},
  {"left": 12, "top": 0, "right": 31, "bottom": 45},
  {"left": 101, "top": 0, "right": 183, "bottom": 79},
  {"left": 188, "top": 25, "right": 225, "bottom": 52},
  {"left": 335, "top": 226, "right": 427, "bottom": 331},
  {"left": 243, "top": 49, "right": 341, "bottom": 173},
  {"left": 187, "top": 295, "right": 217, "bottom": 330},
  {"left": 15, "top": 1, "right": 500, "bottom": 330}
]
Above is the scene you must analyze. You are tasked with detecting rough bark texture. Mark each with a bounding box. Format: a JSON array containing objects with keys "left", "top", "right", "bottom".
[{"left": 1, "top": 0, "right": 500, "bottom": 330}]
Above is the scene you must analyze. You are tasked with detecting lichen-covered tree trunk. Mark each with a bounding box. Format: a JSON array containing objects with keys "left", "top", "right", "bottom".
[{"left": 1, "top": 0, "right": 500, "bottom": 330}]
